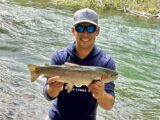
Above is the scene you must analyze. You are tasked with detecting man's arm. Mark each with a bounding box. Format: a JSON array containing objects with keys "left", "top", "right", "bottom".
[
  {"left": 43, "top": 76, "right": 63, "bottom": 100},
  {"left": 43, "top": 50, "right": 65, "bottom": 100},
  {"left": 88, "top": 81, "right": 115, "bottom": 110}
]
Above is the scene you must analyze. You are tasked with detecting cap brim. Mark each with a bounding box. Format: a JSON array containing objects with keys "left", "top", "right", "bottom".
[{"left": 73, "top": 20, "right": 98, "bottom": 26}]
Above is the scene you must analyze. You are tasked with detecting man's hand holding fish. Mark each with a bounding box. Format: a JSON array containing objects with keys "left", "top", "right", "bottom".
[
  {"left": 47, "top": 76, "right": 64, "bottom": 98},
  {"left": 88, "top": 80, "right": 115, "bottom": 110}
]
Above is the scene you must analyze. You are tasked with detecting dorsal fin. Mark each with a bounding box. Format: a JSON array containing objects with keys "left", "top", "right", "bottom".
[{"left": 64, "top": 62, "right": 79, "bottom": 67}]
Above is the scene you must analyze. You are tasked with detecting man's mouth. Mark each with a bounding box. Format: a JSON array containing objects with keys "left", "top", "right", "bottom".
[{"left": 80, "top": 38, "right": 89, "bottom": 42}]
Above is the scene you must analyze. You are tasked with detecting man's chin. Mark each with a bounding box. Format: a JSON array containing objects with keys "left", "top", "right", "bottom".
[{"left": 79, "top": 43, "right": 90, "bottom": 49}]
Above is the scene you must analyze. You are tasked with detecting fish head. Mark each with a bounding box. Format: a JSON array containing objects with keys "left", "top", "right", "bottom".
[{"left": 102, "top": 72, "right": 118, "bottom": 83}]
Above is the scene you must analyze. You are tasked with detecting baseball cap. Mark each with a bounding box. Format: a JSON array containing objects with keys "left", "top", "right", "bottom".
[{"left": 73, "top": 8, "right": 98, "bottom": 26}]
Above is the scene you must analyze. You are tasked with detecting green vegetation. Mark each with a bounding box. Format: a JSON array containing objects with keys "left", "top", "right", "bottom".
[
  {"left": 49, "top": 0, "right": 98, "bottom": 10},
  {"left": 49, "top": 0, "right": 160, "bottom": 14},
  {"left": 11, "top": 0, "right": 160, "bottom": 16},
  {"left": 148, "top": 7, "right": 157, "bottom": 14},
  {"left": 131, "top": 1, "right": 159, "bottom": 13}
]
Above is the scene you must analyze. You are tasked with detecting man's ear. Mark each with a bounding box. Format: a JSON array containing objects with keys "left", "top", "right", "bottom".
[
  {"left": 96, "top": 26, "right": 100, "bottom": 36},
  {"left": 71, "top": 27, "right": 75, "bottom": 34},
  {"left": 71, "top": 27, "right": 76, "bottom": 42}
]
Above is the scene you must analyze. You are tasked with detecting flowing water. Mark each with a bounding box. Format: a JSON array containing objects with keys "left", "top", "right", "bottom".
[{"left": 0, "top": 0, "right": 160, "bottom": 120}]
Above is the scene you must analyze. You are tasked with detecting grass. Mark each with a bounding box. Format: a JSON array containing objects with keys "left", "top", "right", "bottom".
[
  {"left": 49, "top": 0, "right": 160, "bottom": 14},
  {"left": 11, "top": 0, "right": 160, "bottom": 14}
]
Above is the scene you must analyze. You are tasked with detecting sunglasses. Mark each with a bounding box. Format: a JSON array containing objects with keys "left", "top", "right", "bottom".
[{"left": 75, "top": 24, "right": 97, "bottom": 33}]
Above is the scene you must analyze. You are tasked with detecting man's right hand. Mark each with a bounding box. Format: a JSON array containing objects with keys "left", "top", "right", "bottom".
[{"left": 47, "top": 76, "right": 64, "bottom": 98}]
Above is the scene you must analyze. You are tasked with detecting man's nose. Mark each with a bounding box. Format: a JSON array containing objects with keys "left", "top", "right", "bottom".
[{"left": 82, "top": 30, "right": 88, "bottom": 36}]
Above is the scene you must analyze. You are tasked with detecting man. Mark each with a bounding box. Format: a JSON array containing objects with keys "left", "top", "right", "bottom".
[{"left": 43, "top": 8, "right": 116, "bottom": 120}]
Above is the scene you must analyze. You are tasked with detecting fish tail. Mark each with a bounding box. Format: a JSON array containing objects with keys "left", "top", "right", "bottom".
[{"left": 27, "top": 64, "right": 40, "bottom": 82}]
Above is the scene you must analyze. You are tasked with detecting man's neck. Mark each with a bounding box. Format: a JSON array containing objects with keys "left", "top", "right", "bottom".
[{"left": 76, "top": 47, "right": 93, "bottom": 59}]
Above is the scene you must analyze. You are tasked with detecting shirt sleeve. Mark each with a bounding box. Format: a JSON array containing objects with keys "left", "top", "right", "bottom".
[
  {"left": 43, "top": 82, "right": 56, "bottom": 101},
  {"left": 104, "top": 57, "right": 116, "bottom": 97},
  {"left": 105, "top": 57, "right": 116, "bottom": 71},
  {"left": 104, "top": 82, "right": 115, "bottom": 97}
]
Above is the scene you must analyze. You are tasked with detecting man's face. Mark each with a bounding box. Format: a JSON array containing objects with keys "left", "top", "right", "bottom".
[{"left": 72, "top": 22, "right": 100, "bottom": 50}]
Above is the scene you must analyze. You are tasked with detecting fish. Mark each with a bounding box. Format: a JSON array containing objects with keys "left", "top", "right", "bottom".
[{"left": 27, "top": 63, "right": 118, "bottom": 87}]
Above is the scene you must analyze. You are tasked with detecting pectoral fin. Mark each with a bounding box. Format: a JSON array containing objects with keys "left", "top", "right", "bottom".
[{"left": 66, "top": 83, "right": 74, "bottom": 93}]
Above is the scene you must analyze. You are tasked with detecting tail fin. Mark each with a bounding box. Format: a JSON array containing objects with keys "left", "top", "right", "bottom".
[{"left": 27, "top": 64, "right": 40, "bottom": 82}]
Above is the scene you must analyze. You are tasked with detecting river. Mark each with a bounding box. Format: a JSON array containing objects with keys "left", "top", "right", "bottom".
[{"left": 0, "top": 0, "right": 160, "bottom": 120}]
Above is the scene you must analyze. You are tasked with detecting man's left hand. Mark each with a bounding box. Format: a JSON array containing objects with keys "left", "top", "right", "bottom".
[{"left": 88, "top": 80, "right": 105, "bottom": 99}]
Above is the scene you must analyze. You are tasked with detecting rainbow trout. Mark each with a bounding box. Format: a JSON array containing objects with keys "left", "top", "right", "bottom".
[{"left": 27, "top": 63, "right": 118, "bottom": 86}]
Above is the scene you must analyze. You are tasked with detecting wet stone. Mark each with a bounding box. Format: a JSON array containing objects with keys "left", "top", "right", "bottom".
[
  {"left": 13, "top": 100, "right": 24, "bottom": 106},
  {"left": 5, "top": 111, "right": 15, "bottom": 119}
]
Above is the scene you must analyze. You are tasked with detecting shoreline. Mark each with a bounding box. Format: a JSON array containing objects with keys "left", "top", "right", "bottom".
[
  {"left": 49, "top": 0, "right": 160, "bottom": 20},
  {"left": 5, "top": 0, "right": 160, "bottom": 20},
  {"left": 117, "top": 8, "right": 160, "bottom": 20}
]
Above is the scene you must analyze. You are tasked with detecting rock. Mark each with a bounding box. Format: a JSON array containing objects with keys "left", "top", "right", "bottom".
[
  {"left": 126, "top": 9, "right": 160, "bottom": 19},
  {"left": 155, "top": 13, "right": 160, "bottom": 19}
]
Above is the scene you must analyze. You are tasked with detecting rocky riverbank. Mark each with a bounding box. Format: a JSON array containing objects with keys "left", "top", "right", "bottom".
[
  {"left": 116, "top": 7, "right": 160, "bottom": 20},
  {"left": 116, "top": 1, "right": 160, "bottom": 20}
]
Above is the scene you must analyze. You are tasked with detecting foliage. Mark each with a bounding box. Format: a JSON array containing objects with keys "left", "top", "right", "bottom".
[
  {"left": 147, "top": 7, "right": 157, "bottom": 14},
  {"left": 20, "top": 0, "right": 159, "bottom": 14},
  {"left": 51, "top": 0, "right": 160, "bottom": 13}
]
